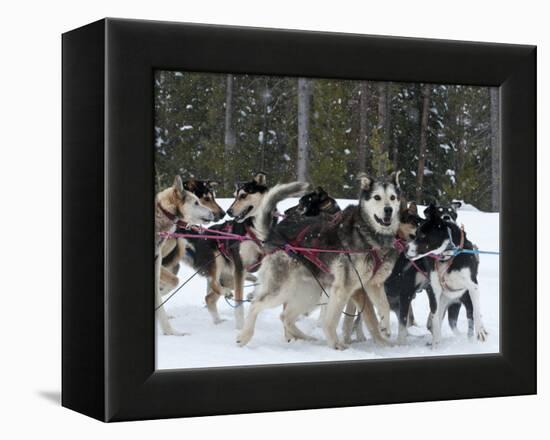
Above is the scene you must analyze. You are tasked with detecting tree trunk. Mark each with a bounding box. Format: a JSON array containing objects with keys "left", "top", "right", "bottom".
[
  {"left": 416, "top": 84, "right": 431, "bottom": 202},
  {"left": 297, "top": 78, "right": 311, "bottom": 182},
  {"left": 490, "top": 87, "right": 500, "bottom": 211},
  {"left": 223, "top": 74, "right": 236, "bottom": 190},
  {"left": 377, "top": 83, "right": 387, "bottom": 174},
  {"left": 358, "top": 81, "right": 369, "bottom": 173}
]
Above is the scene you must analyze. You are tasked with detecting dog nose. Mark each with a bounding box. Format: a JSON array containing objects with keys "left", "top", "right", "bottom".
[
  {"left": 227, "top": 208, "right": 233, "bottom": 217},
  {"left": 219, "top": 210, "right": 226, "bottom": 218},
  {"left": 384, "top": 206, "right": 393, "bottom": 216}
]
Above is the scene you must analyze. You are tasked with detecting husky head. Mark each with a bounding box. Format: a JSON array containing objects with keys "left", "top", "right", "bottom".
[
  {"left": 406, "top": 203, "right": 453, "bottom": 260},
  {"left": 158, "top": 175, "right": 215, "bottom": 225},
  {"left": 284, "top": 186, "right": 340, "bottom": 217},
  {"left": 227, "top": 172, "right": 269, "bottom": 223},
  {"left": 358, "top": 171, "right": 401, "bottom": 235},
  {"left": 184, "top": 178, "right": 226, "bottom": 221},
  {"left": 425, "top": 201, "right": 461, "bottom": 223},
  {"left": 397, "top": 201, "right": 422, "bottom": 242}
]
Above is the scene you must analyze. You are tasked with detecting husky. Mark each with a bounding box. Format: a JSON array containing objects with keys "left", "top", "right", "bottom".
[
  {"left": 279, "top": 187, "right": 367, "bottom": 340},
  {"left": 163, "top": 173, "right": 308, "bottom": 329},
  {"left": 340, "top": 200, "right": 423, "bottom": 345},
  {"left": 322, "top": 172, "right": 403, "bottom": 349},
  {"left": 405, "top": 203, "right": 488, "bottom": 347},
  {"left": 155, "top": 176, "right": 214, "bottom": 336},
  {"left": 160, "top": 179, "right": 225, "bottom": 278},
  {"left": 236, "top": 172, "right": 401, "bottom": 349},
  {"left": 284, "top": 186, "right": 341, "bottom": 219},
  {"left": 423, "top": 201, "right": 475, "bottom": 337}
]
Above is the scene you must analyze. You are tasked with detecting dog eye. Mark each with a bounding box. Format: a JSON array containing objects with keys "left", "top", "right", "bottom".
[
  {"left": 374, "top": 195, "right": 381, "bottom": 201},
  {"left": 239, "top": 194, "right": 247, "bottom": 200},
  {"left": 390, "top": 195, "right": 396, "bottom": 201}
]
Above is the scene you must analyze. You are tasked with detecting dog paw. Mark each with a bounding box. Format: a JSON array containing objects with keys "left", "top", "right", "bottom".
[
  {"left": 246, "top": 292, "right": 255, "bottom": 301},
  {"left": 223, "top": 288, "right": 234, "bottom": 298},
  {"left": 236, "top": 331, "right": 252, "bottom": 347},
  {"left": 213, "top": 317, "right": 226, "bottom": 325},
  {"left": 476, "top": 327, "right": 488, "bottom": 342},
  {"left": 164, "top": 329, "right": 190, "bottom": 337},
  {"left": 328, "top": 340, "right": 348, "bottom": 350}
]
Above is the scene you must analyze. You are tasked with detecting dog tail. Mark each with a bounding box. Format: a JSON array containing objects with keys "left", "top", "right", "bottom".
[{"left": 255, "top": 181, "right": 311, "bottom": 241}]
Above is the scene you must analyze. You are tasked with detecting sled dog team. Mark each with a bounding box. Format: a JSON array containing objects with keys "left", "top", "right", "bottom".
[{"left": 155, "top": 172, "right": 488, "bottom": 349}]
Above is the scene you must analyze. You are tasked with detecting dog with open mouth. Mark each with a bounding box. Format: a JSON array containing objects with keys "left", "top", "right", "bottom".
[
  {"left": 405, "top": 203, "right": 488, "bottom": 347},
  {"left": 235, "top": 172, "right": 401, "bottom": 349},
  {"left": 155, "top": 175, "right": 215, "bottom": 336}
]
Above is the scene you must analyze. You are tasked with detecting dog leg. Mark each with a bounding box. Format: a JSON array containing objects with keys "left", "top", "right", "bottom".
[
  {"left": 281, "top": 306, "right": 317, "bottom": 342},
  {"left": 461, "top": 291, "right": 474, "bottom": 339},
  {"left": 353, "top": 315, "right": 366, "bottom": 342},
  {"left": 323, "top": 284, "right": 350, "bottom": 350},
  {"left": 429, "top": 274, "right": 444, "bottom": 348},
  {"left": 466, "top": 283, "right": 487, "bottom": 342},
  {"left": 351, "top": 289, "right": 386, "bottom": 346},
  {"left": 237, "top": 291, "right": 283, "bottom": 347},
  {"left": 447, "top": 302, "right": 461, "bottom": 335},
  {"left": 205, "top": 261, "right": 232, "bottom": 324},
  {"left": 397, "top": 289, "right": 413, "bottom": 344},
  {"left": 341, "top": 302, "right": 356, "bottom": 345},
  {"left": 233, "top": 266, "right": 245, "bottom": 330},
  {"left": 407, "top": 305, "right": 417, "bottom": 327},
  {"left": 160, "top": 265, "right": 179, "bottom": 292},
  {"left": 155, "top": 254, "right": 188, "bottom": 336},
  {"left": 367, "top": 283, "right": 391, "bottom": 337}
]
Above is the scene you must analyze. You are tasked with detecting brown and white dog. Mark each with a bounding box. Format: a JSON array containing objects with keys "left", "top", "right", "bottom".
[
  {"left": 155, "top": 175, "right": 214, "bottom": 336},
  {"left": 162, "top": 173, "right": 308, "bottom": 329},
  {"left": 160, "top": 178, "right": 226, "bottom": 282}
]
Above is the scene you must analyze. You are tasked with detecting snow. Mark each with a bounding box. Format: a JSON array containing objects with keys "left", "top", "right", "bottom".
[
  {"left": 157, "top": 198, "right": 499, "bottom": 370},
  {"left": 179, "top": 125, "right": 193, "bottom": 131}
]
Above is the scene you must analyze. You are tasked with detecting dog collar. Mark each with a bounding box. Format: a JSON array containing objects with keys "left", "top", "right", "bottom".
[{"left": 157, "top": 202, "right": 179, "bottom": 222}]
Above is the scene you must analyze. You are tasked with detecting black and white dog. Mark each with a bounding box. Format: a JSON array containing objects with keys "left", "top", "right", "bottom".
[
  {"left": 424, "top": 201, "right": 474, "bottom": 336},
  {"left": 405, "top": 204, "right": 488, "bottom": 347},
  {"left": 284, "top": 186, "right": 341, "bottom": 219}
]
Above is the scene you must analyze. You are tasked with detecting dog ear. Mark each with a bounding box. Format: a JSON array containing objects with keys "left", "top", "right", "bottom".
[
  {"left": 173, "top": 175, "right": 184, "bottom": 195},
  {"left": 253, "top": 172, "right": 267, "bottom": 185},
  {"left": 451, "top": 201, "right": 462, "bottom": 210},
  {"left": 390, "top": 170, "right": 401, "bottom": 189},
  {"left": 356, "top": 173, "right": 372, "bottom": 191},
  {"left": 423, "top": 203, "right": 438, "bottom": 220},
  {"left": 316, "top": 186, "right": 328, "bottom": 198},
  {"left": 408, "top": 202, "right": 418, "bottom": 216}
]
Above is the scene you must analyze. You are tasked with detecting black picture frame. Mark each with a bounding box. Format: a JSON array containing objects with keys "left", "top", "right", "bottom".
[{"left": 62, "top": 18, "right": 536, "bottom": 422}]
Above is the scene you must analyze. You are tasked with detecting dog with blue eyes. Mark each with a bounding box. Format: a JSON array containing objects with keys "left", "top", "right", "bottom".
[{"left": 405, "top": 203, "right": 488, "bottom": 347}]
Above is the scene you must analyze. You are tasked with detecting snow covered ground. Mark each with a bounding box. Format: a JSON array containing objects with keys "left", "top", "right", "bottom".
[{"left": 157, "top": 198, "right": 500, "bottom": 370}]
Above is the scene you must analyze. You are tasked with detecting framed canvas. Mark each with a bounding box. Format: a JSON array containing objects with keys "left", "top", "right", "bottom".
[{"left": 62, "top": 18, "right": 536, "bottom": 422}]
